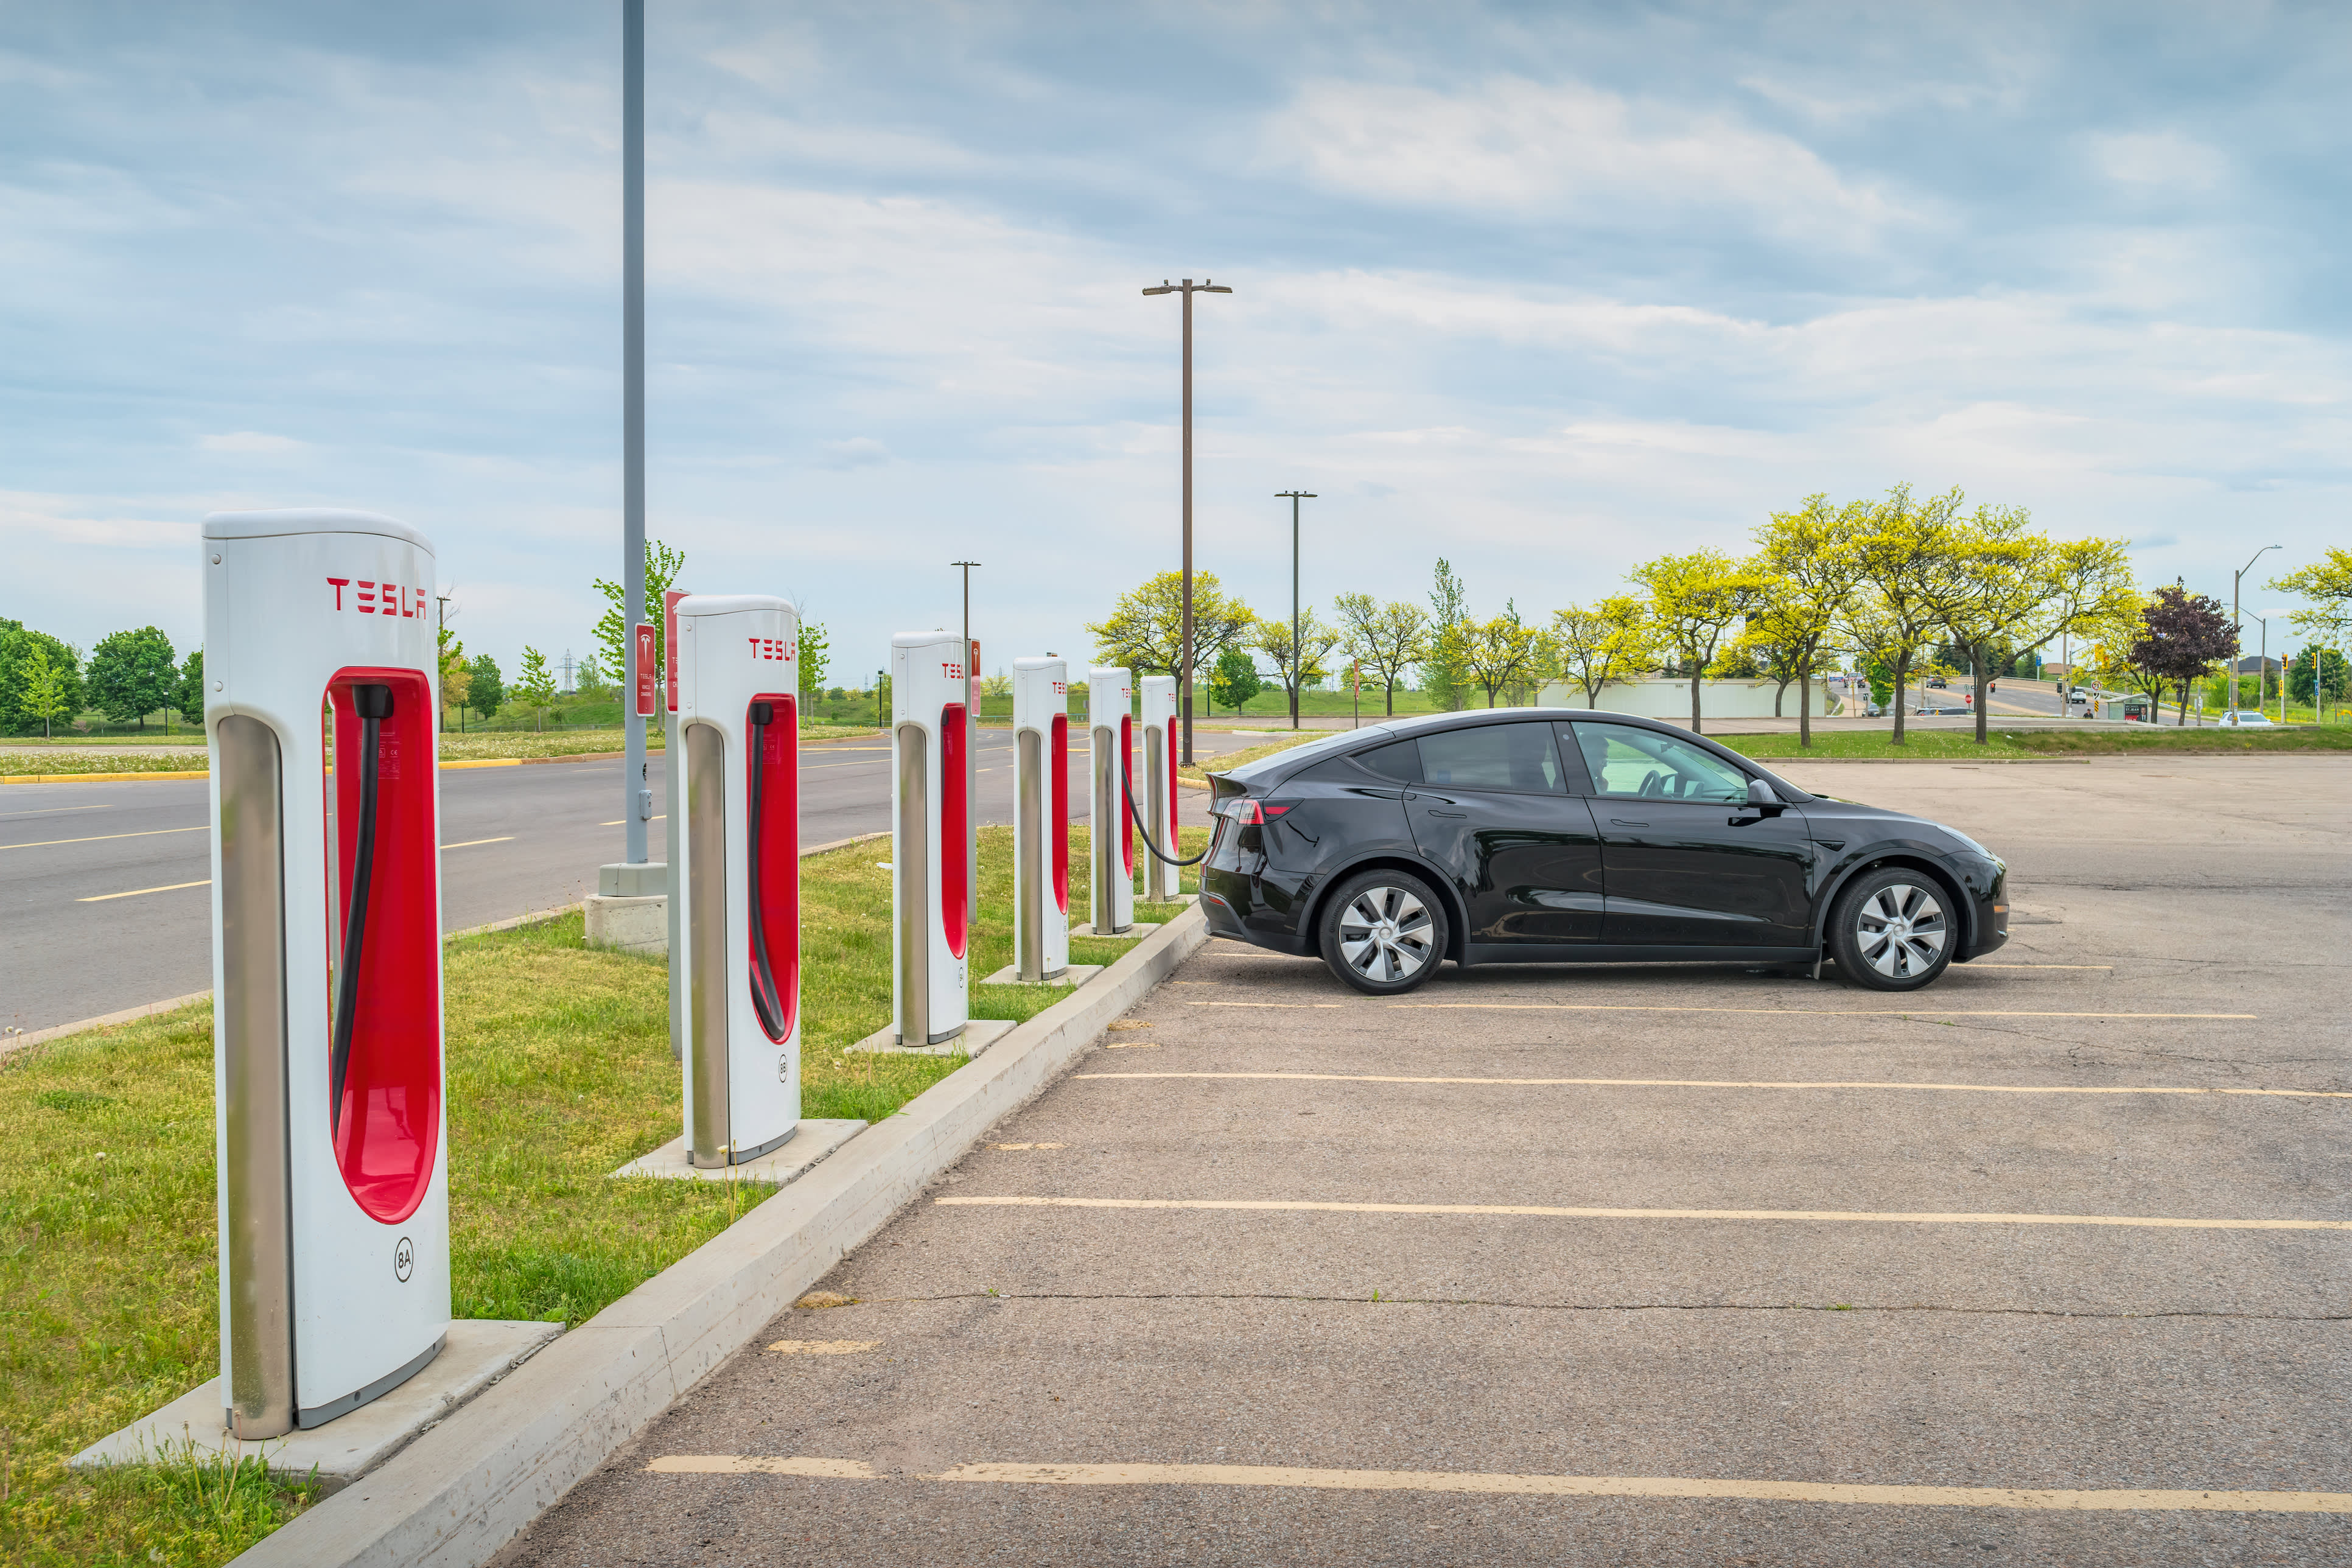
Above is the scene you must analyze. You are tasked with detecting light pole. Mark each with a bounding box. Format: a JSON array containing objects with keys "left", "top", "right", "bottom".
[
  {"left": 1276, "top": 491, "right": 1315, "bottom": 729},
  {"left": 953, "top": 560, "right": 980, "bottom": 923},
  {"left": 2230, "top": 544, "right": 2280, "bottom": 719},
  {"left": 1142, "top": 277, "right": 1233, "bottom": 766},
  {"left": 618, "top": 0, "right": 650, "bottom": 869}
]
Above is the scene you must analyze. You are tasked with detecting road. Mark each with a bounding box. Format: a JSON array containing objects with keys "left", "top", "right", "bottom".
[
  {"left": 499, "top": 754, "right": 2352, "bottom": 1567},
  {"left": 1, "top": 729, "right": 1245, "bottom": 1037}
]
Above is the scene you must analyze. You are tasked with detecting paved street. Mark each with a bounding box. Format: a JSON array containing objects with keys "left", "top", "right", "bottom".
[
  {"left": 0, "top": 729, "right": 1235, "bottom": 1037},
  {"left": 500, "top": 755, "right": 2351, "bottom": 1567}
]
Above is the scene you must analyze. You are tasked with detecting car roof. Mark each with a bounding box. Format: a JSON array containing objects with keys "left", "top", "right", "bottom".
[{"left": 1216, "top": 707, "right": 1814, "bottom": 799}]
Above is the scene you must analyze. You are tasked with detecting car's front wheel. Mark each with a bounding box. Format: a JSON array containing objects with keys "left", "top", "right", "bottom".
[
  {"left": 1827, "top": 868, "right": 1955, "bottom": 991},
  {"left": 1318, "top": 869, "right": 1448, "bottom": 995}
]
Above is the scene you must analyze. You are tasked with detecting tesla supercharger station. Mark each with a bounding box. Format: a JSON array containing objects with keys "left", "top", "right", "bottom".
[
  {"left": 892, "top": 631, "right": 970, "bottom": 1045},
  {"left": 671, "top": 595, "right": 802, "bottom": 1167},
  {"left": 1138, "top": 674, "right": 1180, "bottom": 902},
  {"left": 203, "top": 509, "right": 450, "bottom": 1440},
  {"left": 1087, "top": 667, "right": 1135, "bottom": 934},
  {"left": 1011, "top": 657, "right": 1070, "bottom": 980}
]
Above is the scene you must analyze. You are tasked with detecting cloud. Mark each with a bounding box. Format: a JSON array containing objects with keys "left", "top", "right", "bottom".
[
  {"left": 819, "top": 437, "right": 892, "bottom": 469},
  {"left": 198, "top": 431, "right": 306, "bottom": 453},
  {"left": 1264, "top": 75, "right": 1912, "bottom": 240},
  {"left": 2090, "top": 131, "right": 2228, "bottom": 191}
]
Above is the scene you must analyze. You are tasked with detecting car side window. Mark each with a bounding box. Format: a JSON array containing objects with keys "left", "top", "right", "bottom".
[
  {"left": 1570, "top": 723, "right": 1750, "bottom": 803},
  {"left": 1353, "top": 739, "right": 1423, "bottom": 783},
  {"left": 1413, "top": 724, "right": 1564, "bottom": 794}
]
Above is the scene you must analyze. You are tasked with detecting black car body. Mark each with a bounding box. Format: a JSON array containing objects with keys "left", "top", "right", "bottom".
[{"left": 1199, "top": 709, "right": 2008, "bottom": 989}]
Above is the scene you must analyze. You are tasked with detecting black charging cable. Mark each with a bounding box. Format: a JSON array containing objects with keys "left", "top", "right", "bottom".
[
  {"left": 330, "top": 683, "right": 392, "bottom": 1133},
  {"left": 746, "top": 702, "right": 788, "bottom": 1039},
  {"left": 1119, "top": 745, "right": 1210, "bottom": 867}
]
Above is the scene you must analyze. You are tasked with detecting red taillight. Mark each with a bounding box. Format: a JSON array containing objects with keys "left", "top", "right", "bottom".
[{"left": 1216, "top": 798, "right": 1290, "bottom": 825}]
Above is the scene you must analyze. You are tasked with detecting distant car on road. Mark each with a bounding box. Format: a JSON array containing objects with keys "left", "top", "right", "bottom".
[
  {"left": 1201, "top": 709, "right": 2010, "bottom": 998},
  {"left": 2219, "top": 710, "right": 2274, "bottom": 726},
  {"left": 1925, "top": 676, "right": 1948, "bottom": 689}
]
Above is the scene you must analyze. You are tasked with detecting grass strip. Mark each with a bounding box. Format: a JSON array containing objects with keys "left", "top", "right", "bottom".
[
  {"left": 0, "top": 752, "right": 211, "bottom": 776},
  {"left": 0, "top": 822, "right": 1199, "bottom": 1564}
]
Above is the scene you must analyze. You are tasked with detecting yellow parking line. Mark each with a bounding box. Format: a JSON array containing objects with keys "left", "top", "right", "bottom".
[
  {"left": 1389, "top": 1004, "right": 2254, "bottom": 1020},
  {"left": 4, "top": 825, "right": 204, "bottom": 850},
  {"left": 644, "top": 1455, "right": 2352, "bottom": 1513},
  {"left": 1184, "top": 1001, "right": 1348, "bottom": 1009},
  {"left": 1964, "top": 964, "right": 2113, "bottom": 970},
  {"left": 1074, "top": 1071, "right": 2352, "bottom": 1100},
  {"left": 936, "top": 1195, "right": 2352, "bottom": 1232},
  {"left": 77, "top": 878, "right": 211, "bottom": 903},
  {"left": 0, "top": 803, "right": 111, "bottom": 818},
  {"left": 600, "top": 816, "right": 668, "bottom": 825},
  {"left": 441, "top": 836, "right": 515, "bottom": 849}
]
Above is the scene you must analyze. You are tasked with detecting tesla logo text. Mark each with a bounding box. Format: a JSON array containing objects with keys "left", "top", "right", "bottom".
[
  {"left": 327, "top": 578, "right": 425, "bottom": 618},
  {"left": 747, "top": 638, "right": 795, "bottom": 662},
  {"left": 940, "top": 662, "right": 966, "bottom": 680}
]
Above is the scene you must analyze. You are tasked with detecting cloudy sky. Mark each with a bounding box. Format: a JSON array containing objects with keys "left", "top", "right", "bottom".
[{"left": 5, "top": 1, "right": 2348, "bottom": 683}]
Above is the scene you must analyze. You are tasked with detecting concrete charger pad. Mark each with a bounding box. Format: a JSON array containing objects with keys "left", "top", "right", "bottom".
[{"left": 494, "top": 757, "right": 2352, "bottom": 1567}]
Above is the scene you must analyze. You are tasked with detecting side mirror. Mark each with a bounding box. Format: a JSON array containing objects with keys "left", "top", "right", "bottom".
[{"left": 1746, "top": 777, "right": 1780, "bottom": 807}]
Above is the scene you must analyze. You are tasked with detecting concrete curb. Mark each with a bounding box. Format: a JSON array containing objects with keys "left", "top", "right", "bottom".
[{"left": 229, "top": 903, "right": 1211, "bottom": 1568}]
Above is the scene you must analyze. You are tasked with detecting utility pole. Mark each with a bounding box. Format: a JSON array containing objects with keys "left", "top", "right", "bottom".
[
  {"left": 1142, "top": 277, "right": 1232, "bottom": 767},
  {"left": 1276, "top": 491, "right": 1315, "bottom": 730},
  {"left": 2230, "top": 545, "right": 2280, "bottom": 719},
  {"left": 618, "top": 0, "right": 649, "bottom": 867},
  {"left": 953, "top": 560, "right": 980, "bottom": 923},
  {"left": 435, "top": 593, "right": 452, "bottom": 732}
]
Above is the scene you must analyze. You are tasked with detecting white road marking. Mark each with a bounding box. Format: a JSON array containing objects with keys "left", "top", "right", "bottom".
[
  {"left": 1075, "top": 1071, "right": 2352, "bottom": 1100},
  {"left": 441, "top": 836, "right": 517, "bottom": 849},
  {"left": 4, "top": 825, "right": 205, "bottom": 850},
  {"left": 936, "top": 1194, "right": 2352, "bottom": 1233}
]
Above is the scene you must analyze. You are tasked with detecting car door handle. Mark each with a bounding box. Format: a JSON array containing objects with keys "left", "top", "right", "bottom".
[
  {"left": 1609, "top": 817, "right": 1649, "bottom": 827},
  {"left": 1426, "top": 808, "right": 1466, "bottom": 818}
]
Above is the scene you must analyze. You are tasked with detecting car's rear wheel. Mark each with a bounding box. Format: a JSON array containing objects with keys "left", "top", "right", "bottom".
[
  {"left": 1318, "top": 869, "right": 1448, "bottom": 995},
  {"left": 1828, "top": 868, "right": 1954, "bottom": 991}
]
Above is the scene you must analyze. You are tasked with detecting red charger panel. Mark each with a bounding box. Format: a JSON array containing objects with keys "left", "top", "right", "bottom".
[
  {"left": 749, "top": 693, "right": 800, "bottom": 1041},
  {"left": 1050, "top": 713, "right": 1069, "bottom": 913},
  {"left": 941, "top": 702, "right": 968, "bottom": 958}
]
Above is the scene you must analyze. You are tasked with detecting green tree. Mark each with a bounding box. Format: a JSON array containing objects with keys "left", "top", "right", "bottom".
[
  {"left": 1749, "top": 494, "right": 1872, "bottom": 746},
  {"left": 438, "top": 629, "right": 472, "bottom": 726},
  {"left": 1086, "top": 570, "right": 1256, "bottom": 682},
  {"left": 1332, "top": 593, "right": 1430, "bottom": 716},
  {"left": 1628, "top": 550, "right": 1771, "bottom": 735},
  {"left": 593, "top": 539, "right": 688, "bottom": 705},
  {"left": 2285, "top": 645, "right": 2347, "bottom": 705},
  {"left": 514, "top": 646, "right": 559, "bottom": 732},
  {"left": 1424, "top": 558, "right": 1470, "bottom": 710},
  {"left": 466, "top": 654, "right": 505, "bottom": 721},
  {"left": 177, "top": 649, "right": 206, "bottom": 726},
  {"left": 85, "top": 626, "right": 177, "bottom": 731},
  {"left": 1840, "top": 484, "right": 1969, "bottom": 745},
  {"left": 797, "top": 619, "right": 831, "bottom": 698},
  {"left": 1550, "top": 594, "right": 1656, "bottom": 708},
  {"left": 19, "top": 642, "right": 76, "bottom": 738},
  {"left": 0, "top": 621, "right": 85, "bottom": 736},
  {"left": 2270, "top": 547, "right": 2352, "bottom": 644},
  {"left": 1207, "top": 646, "right": 1263, "bottom": 715}
]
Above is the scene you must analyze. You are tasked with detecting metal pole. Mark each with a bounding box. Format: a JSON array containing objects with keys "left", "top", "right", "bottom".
[
  {"left": 621, "top": 0, "right": 648, "bottom": 866},
  {"left": 954, "top": 561, "right": 979, "bottom": 923},
  {"left": 1180, "top": 284, "right": 1193, "bottom": 765},
  {"left": 1276, "top": 492, "right": 1315, "bottom": 729}
]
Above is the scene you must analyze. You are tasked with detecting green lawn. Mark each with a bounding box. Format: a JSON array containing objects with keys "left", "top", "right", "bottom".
[
  {"left": 1722, "top": 726, "right": 2352, "bottom": 761},
  {"left": 0, "top": 822, "right": 1202, "bottom": 1566}
]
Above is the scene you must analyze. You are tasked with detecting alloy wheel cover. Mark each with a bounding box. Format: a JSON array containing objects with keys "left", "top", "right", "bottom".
[
  {"left": 1855, "top": 883, "right": 1948, "bottom": 978},
  {"left": 1338, "top": 886, "right": 1434, "bottom": 984}
]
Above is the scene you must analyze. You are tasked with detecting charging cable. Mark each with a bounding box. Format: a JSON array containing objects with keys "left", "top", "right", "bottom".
[
  {"left": 330, "top": 683, "right": 392, "bottom": 1132},
  {"left": 746, "top": 702, "right": 789, "bottom": 1039},
  {"left": 1119, "top": 747, "right": 1209, "bottom": 867}
]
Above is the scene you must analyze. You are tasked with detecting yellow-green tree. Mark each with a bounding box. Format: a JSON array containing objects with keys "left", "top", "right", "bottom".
[
  {"left": 1840, "top": 485, "right": 1969, "bottom": 746},
  {"left": 1750, "top": 494, "right": 1874, "bottom": 747},
  {"left": 2271, "top": 547, "right": 2352, "bottom": 642},
  {"left": 1549, "top": 595, "right": 1655, "bottom": 709},
  {"left": 1087, "top": 570, "right": 1256, "bottom": 686},
  {"left": 1923, "top": 506, "right": 2136, "bottom": 744},
  {"left": 436, "top": 626, "right": 472, "bottom": 730},
  {"left": 1331, "top": 593, "right": 1430, "bottom": 716},
  {"left": 1457, "top": 610, "right": 1546, "bottom": 708},
  {"left": 19, "top": 642, "right": 76, "bottom": 738},
  {"left": 1629, "top": 549, "right": 1773, "bottom": 734},
  {"left": 514, "top": 645, "right": 559, "bottom": 733},
  {"left": 1251, "top": 608, "right": 1339, "bottom": 727}
]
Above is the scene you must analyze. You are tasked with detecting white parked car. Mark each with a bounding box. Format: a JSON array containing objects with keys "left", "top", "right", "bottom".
[{"left": 2219, "top": 710, "right": 2273, "bottom": 726}]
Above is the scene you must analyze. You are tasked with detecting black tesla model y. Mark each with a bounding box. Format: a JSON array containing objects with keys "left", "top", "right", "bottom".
[{"left": 1199, "top": 709, "right": 2009, "bottom": 996}]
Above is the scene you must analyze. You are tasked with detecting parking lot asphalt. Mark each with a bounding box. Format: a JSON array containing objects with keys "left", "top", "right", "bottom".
[{"left": 497, "top": 754, "right": 2351, "bottom": 1566}]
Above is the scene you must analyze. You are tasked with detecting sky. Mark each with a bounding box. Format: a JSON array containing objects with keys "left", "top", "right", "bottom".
[{"left": 5, "top": 0, "right": 2350, "bottom": 686}]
